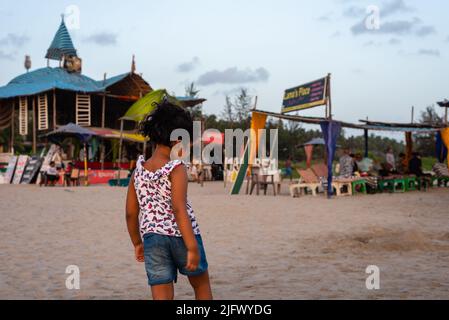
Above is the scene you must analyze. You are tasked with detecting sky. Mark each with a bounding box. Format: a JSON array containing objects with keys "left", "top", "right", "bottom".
[{"left": 0, "top": 0, "right": 448, "bottom": 139}]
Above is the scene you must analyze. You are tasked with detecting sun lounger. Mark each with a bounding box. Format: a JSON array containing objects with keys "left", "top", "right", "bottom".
[
  {"left": 311, "top": 163, "right": 353, "bottom": 196},
  {"left": 289, "top": 168, "right": 321, "bottom": 197}
]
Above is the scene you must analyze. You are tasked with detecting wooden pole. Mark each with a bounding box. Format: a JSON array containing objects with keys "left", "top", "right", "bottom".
[
  {"left": 32, "top": 96, "right": 37, "bottom": 154},
  {"left": 83, "top": 142, "right": 89, "bottom": 186},
  {"left": 364, "top": 129, "right": 369, "bottom": 158},
  {"left": 327, "top": 73, "right": 332, "bottom": 120},
  {"left": 118, "top": 119, "right": 124, "bottom": 169},
  {"left": 445, "top": 107, "right": 448, "bottom": 126},
  {"left": 100, "top": 89, "right": 106, "bottom": 170},
  {"left": 11, "top": 99, "right": 15, "bottom": 154},
  {"left": 53, "top": 89, "right": 57, "bottom": 128}
]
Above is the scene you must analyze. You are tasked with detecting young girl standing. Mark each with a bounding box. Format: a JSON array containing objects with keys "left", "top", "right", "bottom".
[{"left": 125, "top": 101, "right": 212, "bottom": 300}]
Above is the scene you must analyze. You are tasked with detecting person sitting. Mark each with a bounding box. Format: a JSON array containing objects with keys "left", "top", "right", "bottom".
[
  {"left": 350, "top": 153, "right": 359, "bottom": 173},
  {"left": 46, "top": 161, "right": 59, "bottom": 186},
  {"left": 408, "top": 152, "right": 424, "bottom": 176},
  {"left": 433, "top": 162, "right": 449, "bottom": 186},
  {"left": 339, "top": 148, "right": 354, "bottom": 177},
  {"left": 355, "top": 153, "right": 374, "bottom": 174},
  {"left": 409, "top": 152, "right": 431, "bottom": 189},
  {"left": 396, "top": 153, "right": 408, "bottom": 174},
  {"left": 378, "top": 162, "right": 393, "bottom": 177}
]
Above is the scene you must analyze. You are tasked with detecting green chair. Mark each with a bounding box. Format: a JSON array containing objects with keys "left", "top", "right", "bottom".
[
  {"left": 405, "top": 176, "right": 418, "bottom": 191},
  {"left": 378, "top": 177, "right": 405, "bottom": 193},
  {"left": 393, "top": 178, "right": 406, "bottom": 193},
  {"left": 417, "top": 176, "right": 431, "bottom": 191},
  {"left": 351, "top": 179, "right": 367, "bottom": 195},
  {"left": 378, "top": 179, "right": 394, "bottom": 193}
]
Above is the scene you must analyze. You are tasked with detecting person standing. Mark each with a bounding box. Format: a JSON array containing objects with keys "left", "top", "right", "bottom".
[{"left": 386, "top": 147, "right": 396, "bottom": 171}]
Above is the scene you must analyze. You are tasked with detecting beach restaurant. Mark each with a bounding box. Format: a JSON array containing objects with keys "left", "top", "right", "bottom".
[
  {"left": 0, "top": 17, "right": 205, "bottom": 185},
  {"left": 230, "top": 75, "right": 449, "bottom": 197}
]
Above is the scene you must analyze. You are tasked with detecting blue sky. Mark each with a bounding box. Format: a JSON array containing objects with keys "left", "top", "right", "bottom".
[{"left": 0, "top": 0, "right": 448, "bottom": 138}]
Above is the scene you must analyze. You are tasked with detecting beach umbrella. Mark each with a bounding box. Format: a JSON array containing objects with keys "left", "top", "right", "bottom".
[
  {"left": 122, "top": 89, "right": 181, "bottom": 122},
  {"left": 44, "top": 123, "right": 96, "bottom": 186},
  {"left": 300, "top": 137, "right": 325, "bottom": 147},
  {"left": 297, "top": 138, "right": 325, "bottom": 168}
]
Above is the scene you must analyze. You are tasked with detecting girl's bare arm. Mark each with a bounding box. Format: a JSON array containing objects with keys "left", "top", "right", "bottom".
[
  {"left": 171, "top": 164, "right": 200, "bottom": 271},
  {"left": 125, "top": 173, "right": 144, "bottom": 262}
]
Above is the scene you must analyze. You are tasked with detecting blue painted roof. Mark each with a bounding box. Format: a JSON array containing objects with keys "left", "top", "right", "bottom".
[
  {"left": 0, "top": 67, "right": 103, "bottom": 98},
  {"left": 45, "top": 19, "right": 77, "bottom": 60},
  {"left": 97, "top": 73, "right": 129, "bottom": 88}
]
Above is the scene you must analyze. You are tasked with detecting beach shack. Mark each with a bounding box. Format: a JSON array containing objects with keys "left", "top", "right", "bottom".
[{"left": 0, "top": 17, "right": 153, "bottom": 172}]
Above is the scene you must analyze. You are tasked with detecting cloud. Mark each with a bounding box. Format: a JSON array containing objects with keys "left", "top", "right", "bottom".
[
  {"left": 351, "top": 19, "right": 416, "bottom": 36},
  {"left": 0, "top": 33, "right": 29, "bottom": 48},
  {"left": 0, "top": 50, "right": 14, "bottom": 60},
  {"left": 388, "top": 38, "right": 401, "bottom": 45},
  {"left": 317, "top": 11, "right": 334, "bottom": 22},
  {"left": 197, "top": 67, "right": 269, "bottom": 86},
  {"left": 417, "top": 49, "right": 440, "bottom": 57},
  {"left": 176, "top": 57, "right": 200, "bottom": 73},
  {"left": 346, "top": 1, "right": 435, "bottom": 38},
  {"left": 83, "top": 32, "right": 118, "bottom": 46},
  {"left": 343, "top": 0, "right": 413, "bottom": 19},
  {"left": 382, "top": 0, "right": 413, "bottom": 17},
  {"left": 415, "top": 25, "right": 436, "bottom": 37}
]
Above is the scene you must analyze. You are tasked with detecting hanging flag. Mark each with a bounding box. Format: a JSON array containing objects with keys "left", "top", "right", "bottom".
[{"left": 320, "top": 121, "right": 341, "bottom": 198}]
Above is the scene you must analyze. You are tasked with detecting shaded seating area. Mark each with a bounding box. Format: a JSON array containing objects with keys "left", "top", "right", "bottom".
[
  {"left": 248, "top": 109, "right": 449, "bottom": 199},
  {"left": 289, "top": 168, "right": 321, "bottom": 197}
]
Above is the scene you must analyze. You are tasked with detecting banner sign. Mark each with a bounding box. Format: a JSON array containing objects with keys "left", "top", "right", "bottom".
[
  {"left": 21, "top": 157, "right": 43, "bottom": 184},
  {"left": 12, "top": 155, "right": 29, "bottom": 184},
  {"left": 282, "top": 77, "right": 328, "bottom": 113},
  {"left": 3, "top": 156, "right": 17, "bottom": 184}
]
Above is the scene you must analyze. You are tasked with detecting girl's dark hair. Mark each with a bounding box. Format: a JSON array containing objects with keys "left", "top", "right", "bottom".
[{"left": 139, "top": 99, "right": 193, "bottom": 147}]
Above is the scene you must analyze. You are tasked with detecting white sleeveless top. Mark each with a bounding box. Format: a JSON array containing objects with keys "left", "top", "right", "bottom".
[{"left": 134, "top": 155, "right": 200, "bottom": 237}]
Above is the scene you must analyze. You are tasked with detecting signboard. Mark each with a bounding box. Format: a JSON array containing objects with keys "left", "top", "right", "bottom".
[
  {"left": 3, "top": 156, "right": 18, "bottom": 184},
  {"left": 12, "top": 155, "right": 29, "bottom": 184},
  {"left": 21, "top": 157, "right": 43, "bottom": 184},
  {"left": 281, "top": 76, "right": 328, "bottom": 113}
]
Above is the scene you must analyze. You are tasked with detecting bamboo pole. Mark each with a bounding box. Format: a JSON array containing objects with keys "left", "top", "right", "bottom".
[
  {"left": 100, "top": 90, "right": 106, "bottom": 170},
  {"left": 83, "top": 142, "right": 89, "bottom": 186},
  {"left": 11, "top": 99, "right": 15, "bottom": 154},
  {"left": 32, "top": 96, "right": 37, "bottom": 154},
  {"left": 53, "top": 89, "right": 57, "bottom": 128},
  {"left": 118, "top": 119, "right": 124, "bottom": 169},
  {"left": 327, "top": 73, "right": 332, "bottom": 120}
]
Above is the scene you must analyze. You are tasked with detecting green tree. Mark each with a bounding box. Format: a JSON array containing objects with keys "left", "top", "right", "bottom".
[{"left": 185, "top": 82, "right": 202, "bottom": 119}]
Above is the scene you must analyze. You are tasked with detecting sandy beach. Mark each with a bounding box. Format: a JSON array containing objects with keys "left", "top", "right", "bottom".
[{"left": 1, "top": 182, "right": 449, "bottom": 300}]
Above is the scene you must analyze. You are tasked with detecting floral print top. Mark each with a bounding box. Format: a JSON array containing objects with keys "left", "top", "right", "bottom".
[{"left": 134, "top": 155, "right": 200, "bottom": 237}]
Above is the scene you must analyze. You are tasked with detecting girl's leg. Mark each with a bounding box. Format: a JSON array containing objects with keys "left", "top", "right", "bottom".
[
  {"left": 151, "top": 282, "right": 174, "bottom": 300},
  {"left": 188, "top": 271, "right": 213, "bottom": 300}
]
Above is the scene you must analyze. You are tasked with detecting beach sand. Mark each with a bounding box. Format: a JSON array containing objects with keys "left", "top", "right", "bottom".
[{"left": 1, "top": 182, "right": 449, "bottom": 299}]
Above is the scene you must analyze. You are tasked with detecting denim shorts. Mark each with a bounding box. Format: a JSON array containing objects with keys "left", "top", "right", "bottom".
[{"left": 143, "top": 233, "right": 208, "bottom": 286}]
